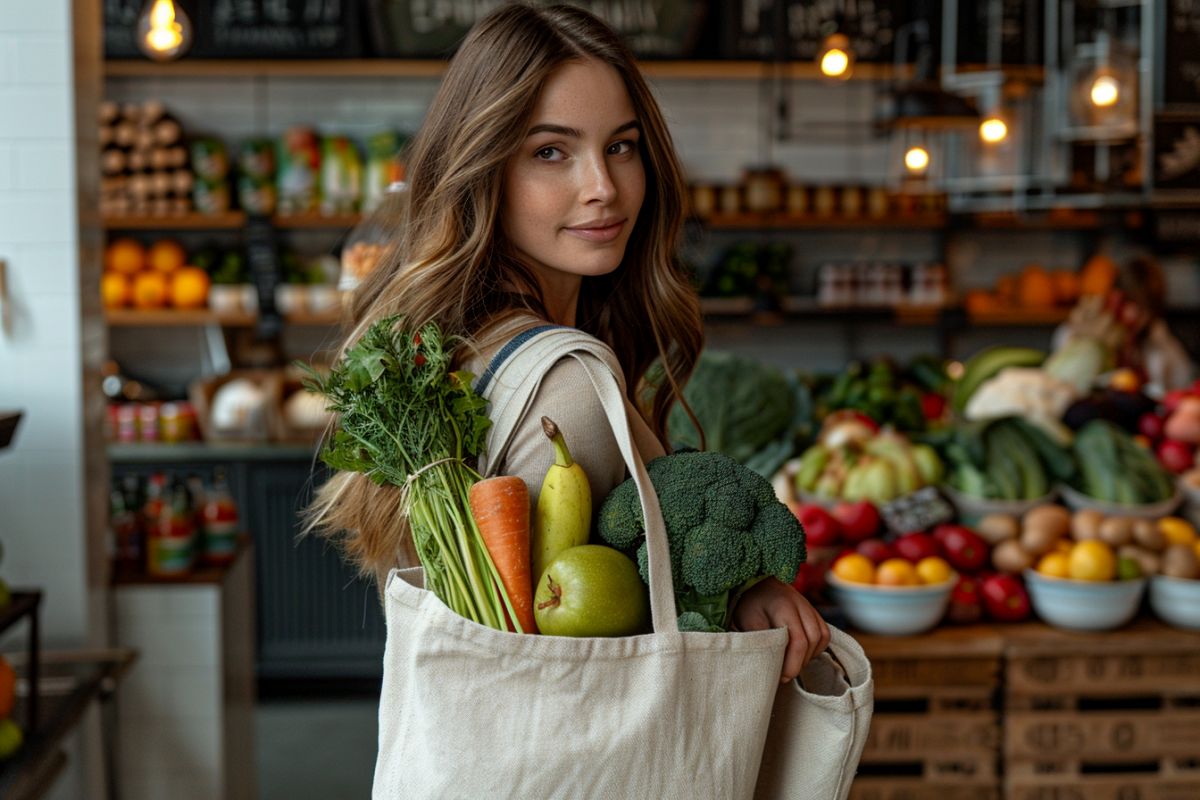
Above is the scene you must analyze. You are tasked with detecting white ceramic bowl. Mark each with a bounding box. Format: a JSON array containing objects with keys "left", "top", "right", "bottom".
[
  {"left": 940, "top": 484, "right": 1058, "bottom": 527},
  {"left": 1149, "top": 574, "right": 1200, "bottom": 631},
  {"left": 1023, "top": 569, "right": 1145, "bottom": 632},
  {"left": 1058, "top": 483, "right": 1183, "bottom": 521},
  {"left": 827, "top": 572, "right": 956, "bottom": 636}
]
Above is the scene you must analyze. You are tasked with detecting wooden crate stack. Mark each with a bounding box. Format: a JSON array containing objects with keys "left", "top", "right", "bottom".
[
  {"left": 1004, "top": 623, "right": 1200, "bottom": 800},
  {"left": 850, "top": 629, "right": 1005, "bottom": 800}
]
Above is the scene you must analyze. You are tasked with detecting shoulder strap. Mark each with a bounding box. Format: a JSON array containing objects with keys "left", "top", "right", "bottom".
[
  {"left": 472, "top": 324, "right": 567, "bottom": 397},
  {"left": 474, "top": 326, "right": 678, "bottom": 633}
]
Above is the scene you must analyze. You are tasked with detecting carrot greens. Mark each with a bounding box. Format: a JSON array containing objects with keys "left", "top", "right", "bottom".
[{"left": 301, "top": 315, "right": 521, "bottom": 631}]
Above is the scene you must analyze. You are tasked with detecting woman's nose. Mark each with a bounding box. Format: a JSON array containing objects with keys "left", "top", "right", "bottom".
[{"left": 580, "top": 155, "right": 617, "bottom": 204}]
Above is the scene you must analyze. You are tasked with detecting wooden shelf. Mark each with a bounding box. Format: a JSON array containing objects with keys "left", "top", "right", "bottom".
[
  {"left": 703, "top": 213, "right": 947, "bottom": 231},
  {"left": 103, "top": 213, "right": 362, "bottom": 231},
  {"left": 104, "top": 308, "right": 342, "bottom": 327},
  {"left": 967, "top": 308, "right": 1070, "bottom": 326},
  {"left": 271, "top": 213, "right": 361, "bottom": 229},
  {"left": 103, "top": 213, "right": 247, "bottom": 230},
  {"left": 103, "top": 58, "right": 909, "bottom": 82},
  {"left": 104, "top": 59, "right": 1042, "bottom": 83}
]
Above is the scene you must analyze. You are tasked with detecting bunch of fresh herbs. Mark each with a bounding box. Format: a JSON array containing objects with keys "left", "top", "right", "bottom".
[{"left": 301, "top": 315, "right": 518, "bottom": 630}]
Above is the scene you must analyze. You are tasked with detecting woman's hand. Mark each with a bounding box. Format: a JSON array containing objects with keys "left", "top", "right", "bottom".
[{"left": 731, "top": 577, "right": 831, "bottom": 684}]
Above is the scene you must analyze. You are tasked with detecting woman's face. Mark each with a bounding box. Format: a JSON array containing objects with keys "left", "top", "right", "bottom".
[{"left": 502, "top": 58, "right": 646, "bottom": 297}]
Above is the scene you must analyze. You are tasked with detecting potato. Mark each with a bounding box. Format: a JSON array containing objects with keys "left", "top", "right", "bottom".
[
  {"left": 993, "top": 539, "right": 1034, "bottom": 575},
  {"left": 1024, "top": 505, "right": 1071, "bottom": 540},
  {"left": 1132, "top": 519, "right": 1166, "bottom": 552},
  {"left": 1071, "top": 509, "right": 1105, "bottom": 541},
  {"left": 977, "top": 513, "right": 1020, "bottom": 545},
  {"left": 1098, "top": 516, "right": 1134, "bottom": 548},
  {"left": 1161, "top": 544, "right": 1200, "bottom": 580},
  {"left": 1118, "top": 545, "right": 1161, "bottom": 577},
  {"left": 1020, "top": 524, "right": 1062, "bottom": 557}
]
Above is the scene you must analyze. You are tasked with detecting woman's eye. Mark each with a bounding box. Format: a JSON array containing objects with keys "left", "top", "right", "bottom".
[
  {"left": 535, "top": 146, "right": 563, "bottom": 161},
  {"left": 608, "top": 140, "right": 637, "bottom": 156}
]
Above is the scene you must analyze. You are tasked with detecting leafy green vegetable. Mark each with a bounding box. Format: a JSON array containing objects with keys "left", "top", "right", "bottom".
[
  {"left": 597, "top": 451, "right": 806, "bottom": 632},
  {"left": 300, "top": 315, "right": 518, "bottom": 631},
  {"left": 666, "top": 351, "right": 796, "bottom": 465}
]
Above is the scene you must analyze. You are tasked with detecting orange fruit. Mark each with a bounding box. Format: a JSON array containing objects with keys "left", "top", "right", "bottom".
[
  {"left": 1036, "top": 552, "right": 1071, "bottom": 579},
  {"left": 1018, "top": 264, "right": 1057, "bottom": 307},
  {"left": 131, "top": 271, "right": 168, "bottom": 309},
  {"left": 915, "top": 556, "right": 953, "bottom": 585},
  {"left": 1068, "top": 540, "right": 1116, "bottom": 582},
  {"left": 832, "top": 553, "right": 875, "bottom": 585},
  {"left": 1109, "top": 368, "right": 1141, "bottom": 393},
  {"left": 169, "top": 266, "right": 210, "bottom": 309},
  {"left": 1051, "top": 269, "right": 1081, "bottom": 305},
  {"left": 1080, "top": 253, "right": 1117, "bottom": 296},
  {"left": 147, "top": 239, "right": 187, "bottom": 274},
  {"left": 104, "top": 238, "right": 145, "bottom": 274},
  {"left": 101, "top": 272, "right": 130, "bottom": 308},
  {"left": 876, "top": 558, "right": 920, "bottom": 587}
]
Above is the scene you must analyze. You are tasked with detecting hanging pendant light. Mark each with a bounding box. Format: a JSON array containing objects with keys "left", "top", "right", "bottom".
[
  {"left": 818, "top": 31, "right": 854, "bottom": 80},
  {"left": 137, "top": 0, "right": 193, "bottom": 62}
]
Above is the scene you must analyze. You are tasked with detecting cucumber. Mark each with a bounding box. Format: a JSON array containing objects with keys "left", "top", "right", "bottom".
[
  {"left": 997, "top": 423, "right": 1049, "bottom": 500},
  {"left": 1008, "top": 417, "right": 1077, "bottom": 482},
  {"left": 985, "top": 428, "right": 1024, "bottom": 500}
]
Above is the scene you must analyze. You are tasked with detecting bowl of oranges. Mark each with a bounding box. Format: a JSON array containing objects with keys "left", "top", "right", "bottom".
[{"left": 826, "top": 553, "right": 957, "bottom": 636}]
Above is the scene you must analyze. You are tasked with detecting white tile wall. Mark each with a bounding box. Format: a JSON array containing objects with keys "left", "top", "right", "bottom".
[{"left": 0, "top": 3, "right": 94, "bottom": 798}]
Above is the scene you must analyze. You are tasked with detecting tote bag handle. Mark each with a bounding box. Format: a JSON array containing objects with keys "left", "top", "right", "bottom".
[{"left": 475, "top": 329, "right": 681, "bottom": 633}]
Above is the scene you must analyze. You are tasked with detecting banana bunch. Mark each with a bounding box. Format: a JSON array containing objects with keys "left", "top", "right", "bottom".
[{"left": 531, "top": 417, "right": 592, "bottom": 582}]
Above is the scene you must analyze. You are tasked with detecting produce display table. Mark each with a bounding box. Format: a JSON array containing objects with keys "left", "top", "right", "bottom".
[{"left": 847, "top": 619, "right": 1200, "bottom": 800}]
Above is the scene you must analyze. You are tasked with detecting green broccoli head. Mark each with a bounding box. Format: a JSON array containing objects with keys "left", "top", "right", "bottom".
[{"left": 598, "top": 451, "right": 806, "bottom": 627}]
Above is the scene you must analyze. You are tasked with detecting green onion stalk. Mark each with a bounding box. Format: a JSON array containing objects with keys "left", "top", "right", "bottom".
[{"left": 301, "top": 316, "right": 521, "bottom": 632}]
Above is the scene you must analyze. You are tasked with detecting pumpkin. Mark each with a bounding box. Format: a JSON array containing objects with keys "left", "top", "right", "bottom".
[
  {"left": 1018, "top": 265, "right": 1057, "bottom": 307},
  {"left": 147, "top": 239, "right": 187, "bottom": 274},
  {"left": 104, "top": 238, "right": 145, "bottom": 275},
  {"left": 1080, "top": 253, "right": 1117, "bottom": 296},
  {"left": 169, "top": 266, "right": 210, "bottom": 309},
  {"left": 101, "top": 272, "right": 130, "bottom": 309}
]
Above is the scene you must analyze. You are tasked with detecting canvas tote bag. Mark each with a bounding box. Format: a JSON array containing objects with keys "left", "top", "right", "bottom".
[{"left": 373, "top": 327, "right": 872, "bottom": 799}]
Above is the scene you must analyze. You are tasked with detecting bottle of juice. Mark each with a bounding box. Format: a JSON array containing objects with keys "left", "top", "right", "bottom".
[{"left": 202, "top": 468, "right": 240, "bottom": 566}]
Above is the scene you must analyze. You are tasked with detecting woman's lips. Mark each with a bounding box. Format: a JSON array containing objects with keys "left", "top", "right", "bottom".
[{"left": 564, "top": 220, "right": 625, "bottom": 243}]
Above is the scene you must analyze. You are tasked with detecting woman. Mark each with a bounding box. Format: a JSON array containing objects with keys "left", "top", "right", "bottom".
[{"left": 309, "top": 3, "right": 828, "bottom": 680}]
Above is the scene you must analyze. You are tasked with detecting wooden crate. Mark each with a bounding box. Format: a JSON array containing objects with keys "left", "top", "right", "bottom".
[
  {"left": 854, "top": 628, "right": 1004, "bottom": 796},
  {"left": 1003, "top": 621, "right": 1200, "bottom": 800}
]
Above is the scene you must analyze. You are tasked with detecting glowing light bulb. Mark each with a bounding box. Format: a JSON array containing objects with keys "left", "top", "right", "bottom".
[
  {"left": 821, "top": 48, "right": 850, "bottom": 79},
  {"left": 1090, "top": 74, "right": 1120, "bottom": 108},
  {"left": 817, "top": 33, "right": 854, "bottom": 80},
  {"left": 979, "top": 117, "right": 1008, "bottom": 144},
  {"left": 904, "top": 146, "right": 930, "bottom": 174},
  {"left": 137, "top": 0, "right": 192, "bottom": 61}
]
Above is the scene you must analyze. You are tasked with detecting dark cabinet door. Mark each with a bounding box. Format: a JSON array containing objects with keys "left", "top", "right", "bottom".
[{"left": 245, "top": 460, "right": 386, "bottom": 679}]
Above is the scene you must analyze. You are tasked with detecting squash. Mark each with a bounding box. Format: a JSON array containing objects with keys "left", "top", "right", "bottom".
[
  {"left": 1080, "top": 253, "right": 1117, "bottom": 296},
  {"left": 1018, "top": 264, "right": 1057, "bottom": 307}
]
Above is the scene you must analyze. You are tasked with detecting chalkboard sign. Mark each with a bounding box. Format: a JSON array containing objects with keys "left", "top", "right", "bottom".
[
  {"left": 194, "top": 0, "right": 363, "bottom": 58},
  {"left": 365, "top": 0, "right": 709, "bottom": 59},
  {"left": 718, "top": 0, "right": 909, "bottom": 63},
  {"left": 1165, "top": 0, "right": 1200, "bottom": 106},
  {"left": 246, "top": 216, "right": 283, "bottom": 339}
]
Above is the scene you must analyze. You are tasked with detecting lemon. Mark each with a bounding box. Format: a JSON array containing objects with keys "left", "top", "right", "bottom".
[
  {"left": 915, "top": 556, "right": 953, "bottom": 585},
  {"left": 832, "top": 553, "right": 875, "bottom": 585},
  {"left": 1069, "top": 540, "right": 1116, "bottom": 582},
  {"left": 1036, "top": 552, "right": 1071, "bottom": 579},
  {"left": 1159, "top": 517, "right": 1198, "bottom": 547}
]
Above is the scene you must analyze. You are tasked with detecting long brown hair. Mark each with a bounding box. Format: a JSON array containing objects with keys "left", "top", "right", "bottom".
[{"left": 308, "top": 2, "right": 703, "bottom": 583}]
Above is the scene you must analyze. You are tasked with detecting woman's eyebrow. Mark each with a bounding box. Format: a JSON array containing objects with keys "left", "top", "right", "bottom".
[{"left": 526, "top": 120, "right": 640, "bottom": 138}]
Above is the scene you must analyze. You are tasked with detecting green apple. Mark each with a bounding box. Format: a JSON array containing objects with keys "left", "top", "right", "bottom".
[{"left": 534, "top": 545, "right": 649, "bottom": 637}]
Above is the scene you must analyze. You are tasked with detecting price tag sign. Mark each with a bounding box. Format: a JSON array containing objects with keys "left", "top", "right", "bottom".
[{"left": 881, "top": 486, "right": 955, "bottom": 534}]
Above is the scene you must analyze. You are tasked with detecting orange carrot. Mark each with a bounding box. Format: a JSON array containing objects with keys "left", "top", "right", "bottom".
[{"left": 468, "top": 476, "right": 537, "bottom": 634}]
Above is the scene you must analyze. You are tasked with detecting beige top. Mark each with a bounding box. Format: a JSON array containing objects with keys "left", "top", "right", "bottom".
[{"left": 463, "top": 316, "right": 667, "bottom": 514}]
